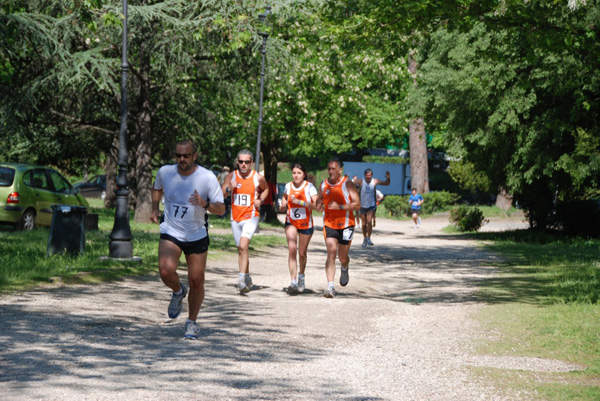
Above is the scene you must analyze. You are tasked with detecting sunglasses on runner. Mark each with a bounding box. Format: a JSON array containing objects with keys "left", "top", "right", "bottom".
[
  {"left": 237, "top": 160, "right": 252, "bottom": 165},
  {"left": 175, "top": 153, "right": 193, "bottom": 159}
]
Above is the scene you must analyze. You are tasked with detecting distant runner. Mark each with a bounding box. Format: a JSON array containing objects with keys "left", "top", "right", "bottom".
[
  {"left": 352, "top": 169, "right": 390, "bottom": 247},
  {"left": 409, "top": 188, "right": 424, "bottom": 228}
]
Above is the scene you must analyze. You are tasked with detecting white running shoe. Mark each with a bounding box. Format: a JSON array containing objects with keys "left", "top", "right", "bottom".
[
  {"left": 238, "top": 278, "right": 250, "bottom": 293},
  {"left": 168, "top": 283, "right": 187, "bottom": 319},
  {"left": 362, "top": 239, "right": 368, "bottom": 248},
  {"left": 366, "top": 238, "right": 374, "bottom": 246},
  {"left": 183, "top": 320, "right": 198, "bottom": 340},
  {"left": 287, "top": 283, "right": 299, "bottom": 294},
  {"left": 298, "top": 275, "right": 305, "bottom": 293},
  {"left": 323, "top": 287, "right": 336, "bottom": 298}
]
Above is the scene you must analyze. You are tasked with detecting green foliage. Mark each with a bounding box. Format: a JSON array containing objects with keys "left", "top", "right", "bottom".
[
  {"left": 383, "top": 191, "right": 459, "bottom": 216},
  {"left": 362, "top": 156, "right": 408, "bottom": 164},
  {"left": 410, "top": 2, "right": 600, "bottom": 231},
  {"left": 448, "top": 160, "right": 491, "bottom": 193},
  {"left": 449, "top": 205, "right": 485, "bottom": 232}
]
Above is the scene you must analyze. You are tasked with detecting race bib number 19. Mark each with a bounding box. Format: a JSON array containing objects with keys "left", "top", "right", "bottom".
[{"left": 234, "top": 193, "right": 252, "bottom": 207}]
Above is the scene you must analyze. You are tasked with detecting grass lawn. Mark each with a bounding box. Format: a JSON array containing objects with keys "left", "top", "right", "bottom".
[
  {"left": 0, "top": 201, "right": 285, "bottom": 293},
  {"left": 470, "top": 230, "right": 600, "bottom": 400}
]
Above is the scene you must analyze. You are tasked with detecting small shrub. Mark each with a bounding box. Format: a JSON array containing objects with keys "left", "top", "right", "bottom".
[
  {"left": 383, "top": 191, "right": 460, "bottom": 217},
  {"left": 382, "top": 195, "right": 409, "bottom": 217},
  {"left": 449, "top": 205, "right": 485, "bottom": 232}
]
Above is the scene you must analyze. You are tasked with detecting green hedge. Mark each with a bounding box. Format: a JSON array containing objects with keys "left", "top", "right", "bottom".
[
  {"left": 362, "top": 155, "right": 409, "bottom": 164},
  {"left": 382, "top": 191, "right": 460, "bottom": 216},
  {"left": 449, "top": 205, "right": 485, "bottom": 232}
]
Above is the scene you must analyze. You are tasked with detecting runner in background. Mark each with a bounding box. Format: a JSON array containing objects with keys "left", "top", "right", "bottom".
[
  {"left": 316, "top": 158, "right": 361, "bottom": 298},
  {"left": 409, "top": 188, "right": 424, "bottom": 229},
  {"left": 279, "top": 163, "right": 319, "bottom": 294},
  {"left": 352, "top": 169, "right": 390, "bottom": 247},
  {"left": 221, "top": 149, "right": 269, "bottom": 293}
]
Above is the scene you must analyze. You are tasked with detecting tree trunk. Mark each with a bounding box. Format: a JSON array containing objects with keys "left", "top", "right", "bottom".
[
  {"left": 495, "top": 187, "right": 513, "bottom": 210},
  {"left": 133, "top": 30, "right": 153, "bottom": 223},
  {"left": 408, "top": 53, "right": 429, "bottom": 194},
  {"left": 261, "top": 140, "right": 279, "bottom": 223}
]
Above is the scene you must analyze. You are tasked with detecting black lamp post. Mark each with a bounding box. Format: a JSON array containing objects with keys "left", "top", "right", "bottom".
[
  {"left": 109, "top": 0, "right": 134, "bottom": 258},
  {"left": 254, "top": 5, "right": 271, "bottom": 172}
]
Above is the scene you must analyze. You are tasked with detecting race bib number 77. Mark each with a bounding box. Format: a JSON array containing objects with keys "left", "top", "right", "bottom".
[{"left": 170, "top": 203, "right": 195, "bottom": 221}]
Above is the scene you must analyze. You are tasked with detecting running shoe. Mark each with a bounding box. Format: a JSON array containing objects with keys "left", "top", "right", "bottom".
[
  {"left": 362, "top": 239, "right": 368, "bottom": 248},
  {"left": 287, "top": 283, "right": 299, "bottom": 294},
  {"left": 168, "top": 283, "right": 187, "bottom": 319},
  {"left": 323, "top": 287, "right": 336, "bottom": 298},
  {"left": 183, "top": 320, "right": 198, "bottom": 340},
  {"left": 340, "top": 267, "right": 349, "bottom": 287},
  {"left": 238, "top": 278, "right": 250, "bottom": 293},
  {"left": 245, "top": 274, "right": 253, "bottom": 289},
  {"left": 366, "top": 238, "right": 374, "bottom": 246},
  {"left": 298, "top": 275, "right": 306, "bottom": 293}
]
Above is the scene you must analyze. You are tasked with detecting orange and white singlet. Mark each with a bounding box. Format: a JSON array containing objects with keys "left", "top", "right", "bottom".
[
  {"left": 321, "top": 176, "right": 355, "bottom": 229},
  {"left": 285, "top": 180, "right": 318, "bottom": 229},
  {"left": 230, "top": 170, "right": 260, "bottom": 222}
]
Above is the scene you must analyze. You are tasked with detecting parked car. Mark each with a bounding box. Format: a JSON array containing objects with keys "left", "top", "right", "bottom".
[
  {"left": 73, "top": 175, "right": 106, "bottom": 199},
  {"left": 0, "top": 163, "right": 89, "bottom": 230}
]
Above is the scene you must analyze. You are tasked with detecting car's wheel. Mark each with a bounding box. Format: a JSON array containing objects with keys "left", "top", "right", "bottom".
[{"left": 15, "top": 209, "right": 36, "bottom": 231}]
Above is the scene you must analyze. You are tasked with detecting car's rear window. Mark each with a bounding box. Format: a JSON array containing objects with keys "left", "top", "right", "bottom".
[{"left": 0, "top": 167, "right": 16, "bottom": 187}]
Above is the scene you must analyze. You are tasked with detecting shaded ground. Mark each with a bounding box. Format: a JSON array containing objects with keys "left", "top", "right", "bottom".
[{"left": 0, "top": 215, "right": 578, "bottom": 400}]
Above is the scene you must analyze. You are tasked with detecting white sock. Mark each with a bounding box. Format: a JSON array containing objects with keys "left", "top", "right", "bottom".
[
  {"left": 186, "top": 318, "right": 195, "bottom": 324},
  {"left": 239, "top": 273, "right": 246, "bottom": 281},
  {"left": 298, "top": 274, "right": 305, "bottom": 279},
  {"left": 291, "top": 279, "right": 298, "bottom": 286},
  {"left": 328, "top": 281, "right": 335, "bottom": 290},
  {"left": 173, "top": 285, "right": 184, "bottom": 295}
]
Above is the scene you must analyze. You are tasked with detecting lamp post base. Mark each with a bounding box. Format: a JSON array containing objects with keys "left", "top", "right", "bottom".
[{"left": 109, "top": 240, "right": 134, "bottom": 259}]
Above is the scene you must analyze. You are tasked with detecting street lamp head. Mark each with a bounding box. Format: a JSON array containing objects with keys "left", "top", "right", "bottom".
[{"left": 258, "top": 5, "right": 272, "bottom": 38}]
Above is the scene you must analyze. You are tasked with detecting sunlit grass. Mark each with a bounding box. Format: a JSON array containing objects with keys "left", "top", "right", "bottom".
[{"left": 470, "top": 230, "right": 600, "bottom": 400}]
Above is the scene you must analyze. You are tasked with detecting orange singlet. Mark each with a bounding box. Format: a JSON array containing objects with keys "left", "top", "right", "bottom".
[
  {"left": 321, "top": 176, "right": 355, "bottom": 229},
  {"left": 285, "top": 181, "right": 315, "bottom": 229},
  {"left": 230, "top": 170, "right": 260, "bottom": 222}
]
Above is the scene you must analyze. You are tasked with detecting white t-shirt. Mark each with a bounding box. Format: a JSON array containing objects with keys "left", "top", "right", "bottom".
[{"left": 154, "top": 164, "right": 224, "bottom": 242}]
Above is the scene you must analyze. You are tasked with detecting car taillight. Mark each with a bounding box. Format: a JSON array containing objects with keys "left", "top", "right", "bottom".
[{"left": 7, "top": 192, "right": 20, "bottom": 203}]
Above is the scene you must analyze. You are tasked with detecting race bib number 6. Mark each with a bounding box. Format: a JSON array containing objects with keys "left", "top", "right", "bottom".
[
  {"left": 290, "top": 207, "right": 307, "bottom": 220},
  {"left": 234, "top": 193, "right": 252, "bottom": 207},
  {"left": 171, "top": 203, "right": 195, "bottom": 221}
]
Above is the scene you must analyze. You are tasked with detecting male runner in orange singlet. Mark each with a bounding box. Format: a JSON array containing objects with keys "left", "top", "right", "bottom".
[
  {"left": 221, "top": 149, "right": 269, "bottom": 293},
  {"left": 316, "top": 158, "right": 360, "bottom": 298}
]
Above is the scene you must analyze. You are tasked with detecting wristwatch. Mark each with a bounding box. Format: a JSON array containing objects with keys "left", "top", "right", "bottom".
[{"left": 205, "top": 200, "right": 210, "bottom": 209}]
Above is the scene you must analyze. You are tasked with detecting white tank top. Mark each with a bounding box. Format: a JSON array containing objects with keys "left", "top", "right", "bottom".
[{"left": 360, "top": 179, "right": 377, "bottom": 208}]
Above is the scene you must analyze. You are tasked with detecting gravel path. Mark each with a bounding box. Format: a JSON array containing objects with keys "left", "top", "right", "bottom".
[{"left": 0, "top": 215, "right": 579, "bottom": 400}]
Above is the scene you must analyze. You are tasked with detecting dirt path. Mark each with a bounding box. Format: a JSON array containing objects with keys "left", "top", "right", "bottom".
[{"left": 0, "top": 215, "right": 576, "bottom": 400}]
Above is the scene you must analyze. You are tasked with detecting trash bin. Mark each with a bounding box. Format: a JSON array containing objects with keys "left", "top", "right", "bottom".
[{"left": 47, "top": 205, "right": 87, "bottom": 257}]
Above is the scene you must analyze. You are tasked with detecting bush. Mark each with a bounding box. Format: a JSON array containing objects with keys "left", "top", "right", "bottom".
[
  {"left": 383, "top": 191, "right": 460, "bottom": 217},
  {"left": 449, "top": 205, "right": 485, "bottom": 232}
]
